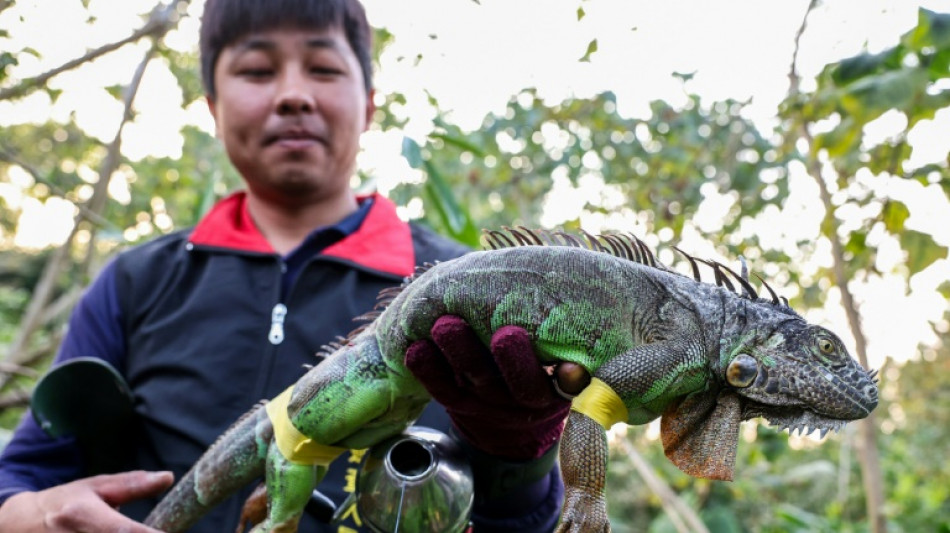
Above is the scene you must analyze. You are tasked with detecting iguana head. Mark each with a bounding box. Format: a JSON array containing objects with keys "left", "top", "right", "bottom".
[
  {"left": 660, "top": 295, "right": 879, "bottom": 482},
  {"left": 722, "top": 319, "right": 879, "bottom": 436}
]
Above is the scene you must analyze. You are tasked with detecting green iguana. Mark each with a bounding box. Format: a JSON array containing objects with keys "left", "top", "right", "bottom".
[{"left": 144, "top": 228, "right": 879, "bottom": 533}]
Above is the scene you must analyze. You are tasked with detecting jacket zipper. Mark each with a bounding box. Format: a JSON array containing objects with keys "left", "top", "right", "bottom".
[{"left": 269, "top": 303, "right": 287, "bottom": 345}]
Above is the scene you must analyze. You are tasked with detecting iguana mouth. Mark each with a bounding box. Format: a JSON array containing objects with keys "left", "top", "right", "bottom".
[{"left": 754, "top": 408, "right": 850, "bottom": 438}]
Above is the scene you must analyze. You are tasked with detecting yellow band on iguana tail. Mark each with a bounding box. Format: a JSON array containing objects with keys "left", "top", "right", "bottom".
[
  {"left": 570, "top": 377, "right": 628, "bottom": 429},
  {"left": 265, "top": 386, "right": 347, "bottom": 466}
]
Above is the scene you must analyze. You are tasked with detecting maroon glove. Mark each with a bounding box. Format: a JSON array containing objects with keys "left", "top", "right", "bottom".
[{"left": 405, "top": 315, "right": 571, "bottom": 461}]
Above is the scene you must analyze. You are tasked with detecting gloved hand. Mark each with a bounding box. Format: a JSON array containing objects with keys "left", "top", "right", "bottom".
[{"left": 405, "top": 315, "right": 572, "bottom": 461}]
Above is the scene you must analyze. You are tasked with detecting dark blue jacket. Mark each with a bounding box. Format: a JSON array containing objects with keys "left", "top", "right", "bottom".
[{"left": 0, "top": 192, "right": 562, "bottom": 532}]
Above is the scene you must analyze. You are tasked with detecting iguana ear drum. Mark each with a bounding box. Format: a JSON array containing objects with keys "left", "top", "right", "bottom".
[{"left": 726, "top": 354, "right": 758, "bottom": 388}]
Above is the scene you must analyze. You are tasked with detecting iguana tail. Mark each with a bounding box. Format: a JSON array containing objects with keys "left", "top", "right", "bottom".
[{"left": 144, "top": 403, "right": 273, "bottom": 532}]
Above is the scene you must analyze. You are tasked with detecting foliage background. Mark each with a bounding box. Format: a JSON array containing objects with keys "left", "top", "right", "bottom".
[{"left": 1, "top": 1, "right": 949, "bottom": 531}]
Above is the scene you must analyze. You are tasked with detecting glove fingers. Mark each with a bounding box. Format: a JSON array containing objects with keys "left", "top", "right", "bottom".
[
  {"left": 429, "top": 316, "right": 509, "bottom": 399},
  {"left": 490, "top": 325, "right": 562, "bottom": 409},
  {"left": 405, "top": 339, "right": 468, "bottom": 405}
]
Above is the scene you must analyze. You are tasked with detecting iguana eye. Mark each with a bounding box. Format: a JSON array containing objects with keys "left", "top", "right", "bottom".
[
  {"left": 727, "top": 354, "right": 758, "bottom": 388},
  {"left": 817, "top": 338, "right": 835, "bottom": 355}
]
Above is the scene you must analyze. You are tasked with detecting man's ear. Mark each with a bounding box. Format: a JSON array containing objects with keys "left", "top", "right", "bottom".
[
  {"left": 363, "top": 89, "right": 376, "bottom": 132},
  {"left": 206, "top": 95, "right": 221, "bottom": 138}
]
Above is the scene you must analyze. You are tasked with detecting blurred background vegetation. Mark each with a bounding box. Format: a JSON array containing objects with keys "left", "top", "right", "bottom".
[{"left": 1, "top": 1, "right": 949, "bottom": 531}]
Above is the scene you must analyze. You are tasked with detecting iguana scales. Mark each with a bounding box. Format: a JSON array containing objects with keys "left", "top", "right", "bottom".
[{"left": 144, "top": 228, "right": 879, "bottom": 532}]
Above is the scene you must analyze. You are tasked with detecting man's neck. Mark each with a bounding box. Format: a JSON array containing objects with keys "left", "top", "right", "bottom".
[{"left": 245, "top": 190, "right": 359, "bottom": 256}]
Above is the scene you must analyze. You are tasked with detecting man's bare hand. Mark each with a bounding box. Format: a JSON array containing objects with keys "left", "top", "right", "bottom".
[{"left": 0, "top": 470, "right": 173, "bottom": 533}]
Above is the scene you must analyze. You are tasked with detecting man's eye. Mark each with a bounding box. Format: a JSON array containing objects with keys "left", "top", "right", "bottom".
[
  {"left": 239, "top": 68, "right": 273, "bottom": 78},
  {"left": 311, "top": 66, "right": 342, "bottom": 76}
]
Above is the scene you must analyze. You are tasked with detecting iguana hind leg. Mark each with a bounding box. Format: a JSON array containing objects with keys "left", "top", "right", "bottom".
[
  {"left": 248, "top": 445, "right": 325, "bottom": 533},
  {"left": 236, "top": 483, "right": 267, "bottom": 533},
  {"left": 252, "top": 330, "right": 431, "bottom": 531}
]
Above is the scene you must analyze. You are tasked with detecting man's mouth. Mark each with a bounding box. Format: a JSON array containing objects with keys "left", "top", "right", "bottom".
[{"left": 263, "top": 128, "right": 326, "bottom": 149}]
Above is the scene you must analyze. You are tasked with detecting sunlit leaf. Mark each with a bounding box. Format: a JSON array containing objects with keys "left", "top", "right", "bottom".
[
  {"left": 579, "top": 39, "right": 597, "bottom": 62},
  {"left": 882, "top": 200, "right": 910, "bottom": 234},
  {"left": 844, "top": 230, "right": 868, "bottom": 259},
  {"left": 0, "top": 52, "right": 17, "bottom": 82},
  {"left": 812, "top": 116, "right": 859, "bottom": 158},
  {"left": 104, "top": 84, "right": 124, "bottom": 100},
  {"left": 866, "top": 141, "right": 912, "bottom": 175},
  {"left": 900, "top": 229, "right": 948, "bottom": 274}
]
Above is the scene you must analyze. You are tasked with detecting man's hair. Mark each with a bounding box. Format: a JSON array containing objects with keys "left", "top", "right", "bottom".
[{"left": 199, "top": 0, "right": 373, "bottom": 100}]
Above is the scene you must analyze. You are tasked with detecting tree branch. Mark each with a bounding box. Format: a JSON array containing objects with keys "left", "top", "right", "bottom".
[
  {"left": 616, "top": 437, "right": 709, "bottom": 533},
  {"left": 0, "top": 0, "right": 188, "bottom": 102},
  {"left": 0, "top": 390, "right": 31, "bottom": 410},
  {"left": 1, "top": 0, "right": 191, "bottom": 386},
  {"left": 0, "top": 362, "right": 39, "bottom": 379},
  {"left": 0, "top": 145, "right": 117, "bottom": 231},
  {"left": 785, "top": 2, "right": 887, "bottom": 532}
]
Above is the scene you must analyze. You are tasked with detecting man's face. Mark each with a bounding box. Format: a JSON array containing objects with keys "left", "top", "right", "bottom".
[{"left": 208, "top": 27, "right": 374, "bottom": 205}]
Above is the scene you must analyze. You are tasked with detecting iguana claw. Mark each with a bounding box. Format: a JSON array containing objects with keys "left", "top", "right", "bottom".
[{"left": 556, "top": 490, "right": 610, "bottom": 533}]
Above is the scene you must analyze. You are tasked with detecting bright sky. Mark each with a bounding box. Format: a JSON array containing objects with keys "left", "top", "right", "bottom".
[{"left": 1, "top": 0, "right": 949, "bottom": 367}]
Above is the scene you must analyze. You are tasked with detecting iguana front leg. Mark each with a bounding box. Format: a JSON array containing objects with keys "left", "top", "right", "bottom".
[
  {"left": 557, "top": 411, "right": 610, "bottom": 533},
  {"left": 557, "top": 340, "right": 705, "bottom": 532}
]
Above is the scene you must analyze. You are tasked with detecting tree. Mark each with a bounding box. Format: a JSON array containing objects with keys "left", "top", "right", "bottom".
[{"left": 779, "top": 6, "right": 950, "bottom": 532}]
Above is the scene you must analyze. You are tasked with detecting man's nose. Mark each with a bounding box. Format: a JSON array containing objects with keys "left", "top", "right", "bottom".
[{"left": 275, "top": 68, "right": 315, "bottom": 114}]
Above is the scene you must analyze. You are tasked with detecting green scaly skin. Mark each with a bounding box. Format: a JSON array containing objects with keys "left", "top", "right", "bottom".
[{"left": 145, "top": 236, "right": 879, "bottom": 533}]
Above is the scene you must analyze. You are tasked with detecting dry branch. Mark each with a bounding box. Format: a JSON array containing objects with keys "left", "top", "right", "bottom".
[
  {"left": 786, "top": 2, "right": 887, "bottom": 532},
  {"left": 0, "top": 390, "right": 31, "bottom": 410},
  {"left": 616, "top": 437, "right": 709, "bottom": 533},
  {"left": 1, "top": 0, "right": 192, "bottom": 391},
  {"left": 0, "top": 0, "right": 188, "bottom": 101}
]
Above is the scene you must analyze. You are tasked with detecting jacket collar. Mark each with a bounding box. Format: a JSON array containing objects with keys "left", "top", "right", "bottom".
[{"left": 188, "top": 191, "right": 415, "bottom": 277}]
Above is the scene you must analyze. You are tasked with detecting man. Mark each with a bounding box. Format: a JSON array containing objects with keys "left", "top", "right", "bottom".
[{"left": 0, "top": 0, "right": 570, "bottom": 531}]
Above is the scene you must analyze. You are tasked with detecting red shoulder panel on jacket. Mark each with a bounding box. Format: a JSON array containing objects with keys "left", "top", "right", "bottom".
[{"left": 323, "top": 193, "right": 415, "bottom": 277}]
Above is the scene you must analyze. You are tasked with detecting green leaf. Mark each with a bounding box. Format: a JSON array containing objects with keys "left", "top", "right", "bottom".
[
  {"left": 813, "top": 116, "right": 860, "bottom": 158},
  {"left": 903, "top": 9, "right": 950, "bottom": 51},
  {"left": 866, "top": 141, "right": 912, "bottom": 175},
  {"left": 672, "top": 71, "right": 696, "bottom": 83},
  {"left": 104, "top": 84, "right": 124, "bottom": 100},
  {"left": 909, "top": 89, "right": 950, "bottom": 127},
  {"left": 831, "top": 48, "right": 900, "bottom": 85},
  {"left": 579, "top": 39, "right": 597, "bottom": 62},
  {"left": 577, "top": 6, "right": 585, "bottom": 20},
  {"left": 401, "top": 136, "right": 424, "bottom": 169},
  {"left": 937, "top": 280, "right": 950, "bottom": 300},
  {"left": 841, "top": 68, "right": 928, "bottom": 122},
  {"left": 401, "top": 136, "right": 480, "bottom": 247},
  {"left": 882, "top": 200, "right": 910, "bottom": 233},
  {"left": 421, "top": 160, "right": 481, "bottom": 247},
  {"left": 196, "top": 173, "right": 218, "bottom": 223},
  {"left": 844, "top": 230, "right": 868, "bottom": 259},
  {"left": 900, "top": 229, "right": 948, "bottom": 274},
  {"left": 429, "top": 132, "right": 486, "bottom": 158}
]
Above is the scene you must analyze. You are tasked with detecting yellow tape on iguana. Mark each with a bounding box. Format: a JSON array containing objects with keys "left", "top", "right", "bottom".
[
  {"left": 570, "top": 377, "right": 628, "bottom": 429},
  {"left": 265, "top": 386, "right": 348, "bottom": 466}
]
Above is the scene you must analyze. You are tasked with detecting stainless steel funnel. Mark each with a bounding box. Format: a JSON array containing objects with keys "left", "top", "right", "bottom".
[{"left": 355, "top": 426, "right": 474, "bottom": 533}]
